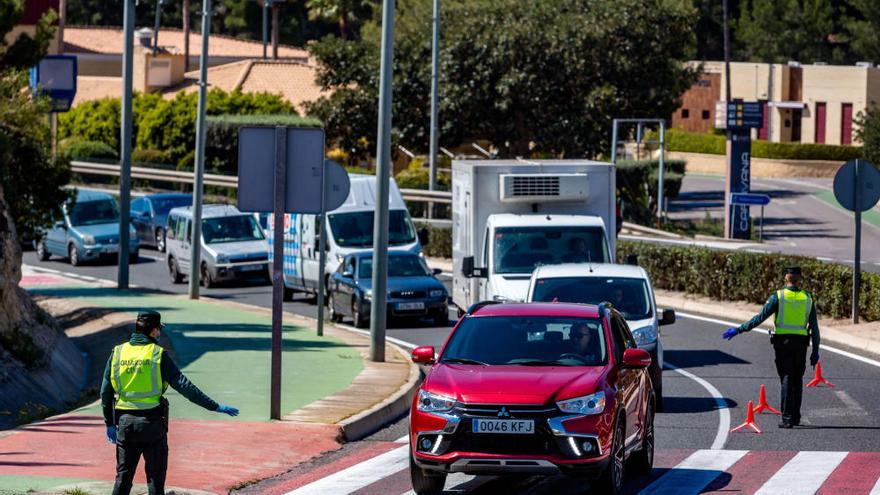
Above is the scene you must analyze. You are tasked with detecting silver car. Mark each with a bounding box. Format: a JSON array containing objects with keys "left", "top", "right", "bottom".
[{"left": 165, "top": 204, "right": 269, "bottom": 287}]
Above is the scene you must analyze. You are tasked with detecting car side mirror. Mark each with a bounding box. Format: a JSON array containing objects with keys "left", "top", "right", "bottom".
[
  {"left": 462, "top": 256, "right": 487, "bottom": 278},
  {"left": 342, "top": 271, "right": 354, "bottom": 279},
  {"left": 411, "top": 346, "right": 436, "bottom": 365},
  {"left": 432, "top": 268, "right": 442, "bottom": 276},
  {"left": 622, "top": 348, "right": 652, "bottom": 369},
  {"left": 659, "top": 308, "right": 676, "bottom": 326},
  {"left": 418, "top": 227, "right": 430, "bottom": 247}
]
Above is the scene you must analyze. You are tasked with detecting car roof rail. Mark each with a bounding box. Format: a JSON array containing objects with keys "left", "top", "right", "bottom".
[
  {"left": 598, "top": 302, "right": 608, "bottom": 319},
  {"left": 466, "top": 300, "right": 501, "bottom": 315}
]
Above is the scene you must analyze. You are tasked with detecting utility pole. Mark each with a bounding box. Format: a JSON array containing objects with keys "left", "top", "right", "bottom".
[
  {"left": 271, "top": 0, "right": 280, "bottom": 59},
  {"left": 117, "top": 0, "right": 135, "bottom": 290},
  {"left": 183, "top": 0, "right": 190, "bottom": 71},
  {"left": 188, "top": 0, "right": 212, "bottom": 299},
  {"left": 152, "top": 0, "right": 163, "bottom": 55},
  {"left": 262, "top": 0, "right": 270, "bottom": 59},
  {"left": 427, "top": 0, "right": 440, "bottom": 214},
  {"left": 369, "top": 0, "right": 396, "bottom": 363},
  {"left": 723, "top": 0, "right": 731, "bottom": 102}
]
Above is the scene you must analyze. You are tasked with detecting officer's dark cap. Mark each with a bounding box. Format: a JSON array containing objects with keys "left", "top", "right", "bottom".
[
  {"left": 785, "top": 266, "right": 802, "bottom": 276},
  {"left": 136, "top": 310, "right": 163, "bottom": 333}
]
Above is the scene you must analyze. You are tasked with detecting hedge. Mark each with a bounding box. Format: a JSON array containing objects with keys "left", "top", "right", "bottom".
[
  {"left": 616, "top": 160, "right": 685, "bottom": 223},
  {"left": 617, "top": 240, "right": 880, "bottom": 321},
  {"left": 663, "top": 129, "right": 863, "bottom": 161},
  {"left": 415, "top": 222, "right": 452, "bottom": 259},
  {"left": 61, "top": 140, "right": 118, "bottom": 161}
]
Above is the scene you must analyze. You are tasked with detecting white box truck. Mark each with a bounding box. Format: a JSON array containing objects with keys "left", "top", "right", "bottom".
[
  {"left": 265, "top": 174, "right": 426, "bottom": 300},
  {"left": 453, "top": 159, "right": 617, "bottom": 311}
]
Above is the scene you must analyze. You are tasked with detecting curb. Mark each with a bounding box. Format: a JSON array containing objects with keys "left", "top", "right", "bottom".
[{"left": 337, "top": 338, "right": 420, "bottom": 442}]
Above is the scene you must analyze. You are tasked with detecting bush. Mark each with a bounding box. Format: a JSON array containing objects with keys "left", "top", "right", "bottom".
[
  {"left": 663, "top": 129, "right": 863, "bottom": 161},
  {"left": 616, "top": 160, "right": 685, "bottom": 223},
  {"left": 131, "top": 148, "right": 171, "bottom": 165},
  {"left": 415, "top": 221, "right": 452, "bottom": 258},
  {"left": 617, "top": 241, "right": 880, "bottom": 321},
  {"left": 855, "top": 109, "right": 880, "bottom": 164},
  {"left": 61, "top": 140, "right": 118, "bottom": 161}
]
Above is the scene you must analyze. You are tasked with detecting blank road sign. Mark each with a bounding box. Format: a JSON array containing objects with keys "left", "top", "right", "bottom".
[
  {"left": 833, "top": 159, "right": 880, "bottom": 213},
  {"left": 237, "top": 126, "right": 326, "bottom": 213}
]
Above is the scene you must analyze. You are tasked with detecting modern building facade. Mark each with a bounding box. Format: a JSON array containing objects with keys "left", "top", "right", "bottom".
[{"left": 673, "top": 61, "right": 880, "bottom": 146}]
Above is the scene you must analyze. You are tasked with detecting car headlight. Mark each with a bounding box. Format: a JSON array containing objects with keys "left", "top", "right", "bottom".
[
  {"left": 417, "top": 390, "right": 456, "bottom": 413},
  {"left": 631, "top": 325, "right": 657, "bottom": 345},
  {"left": 82, "top": 234, "right": 96, "bottom": 245},
  {"left": 365, "top": 289, "right": 373, "bottom": 300},
  {"left": 430, "top": 289, "right": 445, "bottom": 298},
  {"left": 216, "top": 254, "right": 229, "bottom": 264},
  {"left": 557, "top": 391, "right": 606, "bottom": 415}
]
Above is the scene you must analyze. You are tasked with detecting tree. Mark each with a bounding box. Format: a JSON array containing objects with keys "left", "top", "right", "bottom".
[
  {"left": 735, "top": 0, "right": 846, "bottom": 63},
  {"left": 846, "top": 0, "right": 880, "bottom": 63},
  {"left": 855, "top": 109, "right": 880, "bottom": 165},
  {"left": 308, "top": 0, "right": 699, "bottom": 160},
  {"left": 305, "top": 0, "right": 372, "bottom": 40}
]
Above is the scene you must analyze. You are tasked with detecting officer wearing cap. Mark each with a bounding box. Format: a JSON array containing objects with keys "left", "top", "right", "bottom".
[
  {"left": 101, "top": 311, "right": 239, "bottom": 495},
  {"left": 722, "top": 267, "right": 821, "bottom": 428}
]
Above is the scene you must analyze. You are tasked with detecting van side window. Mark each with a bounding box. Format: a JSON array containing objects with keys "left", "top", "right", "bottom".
[
  {"left": 185, "top": 220, "right": 192, "bottom": 243},
  {"left": 131, "top": 198, "right": 145, "bottom": 214},
  {"left": 166, "top": 216, "right": 177, "bottom": 240},
  {"left": 175, "top": 218, "right": 187, "bottom": 243}
]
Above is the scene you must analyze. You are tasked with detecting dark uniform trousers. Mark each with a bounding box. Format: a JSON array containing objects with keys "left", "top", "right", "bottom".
[
  {"left": 113, "top": 405, "right": 169, "bottom": 495},
  {"left": 772, "top": 334, "right": 810, "bottom": 424}
]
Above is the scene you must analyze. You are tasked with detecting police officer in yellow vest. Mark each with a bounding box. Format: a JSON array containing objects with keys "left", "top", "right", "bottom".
[
  {"left": 722, "top": 267, "right": 821, "bottom": 428},
  {"left": 101, "top": 311, "right": 239, "bottom": 495}
]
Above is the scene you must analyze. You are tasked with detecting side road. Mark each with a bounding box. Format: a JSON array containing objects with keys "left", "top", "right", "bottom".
[{"left": 0, "top": 268, "right": 418, "bottom": 495}]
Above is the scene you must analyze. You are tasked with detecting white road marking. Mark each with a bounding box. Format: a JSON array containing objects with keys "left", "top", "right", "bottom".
[
  {"left": 640, "top": 449, "right": 748, "bottom": 495},
  {"left": 835, "top": 390, "right": 868, "bottom": 415},
  {"left": 395, "top": 434, "right": 409, "bottom": 443},
  {"left": 676, "top": 311, "right": 880, "bottom": 369},
  {"left": 401, "top": 473, "right": 480, "bottom": 495},
  {"left": 337, "top": 324, "right": 418, "bottom": 350},
  {"left": 283, "top": 445, "right": 409, "bottom": 495},
  {"left": 754, "top": 451, "right": 848, "bottom": 495},
  {"left": 816, "top": 257, "right": 834, "bottom": 261},
  {"left": 870, "top": 475, "right": 880, "bottom": 495},
  {"left": 24, "top": 264, "right": 116, "bottom": 285},
  {"left": 664, "top": 362, "right": 730, "bottom": 450}
]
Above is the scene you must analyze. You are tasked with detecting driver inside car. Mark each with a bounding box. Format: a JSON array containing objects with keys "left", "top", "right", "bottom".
[{"left": 569, "top": 322, "right": 601, "bottom": 363}]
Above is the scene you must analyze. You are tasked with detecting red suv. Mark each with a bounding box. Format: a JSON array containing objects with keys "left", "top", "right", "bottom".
[{"left": 408, "top": 302, "right": 655, "bottom": 494}]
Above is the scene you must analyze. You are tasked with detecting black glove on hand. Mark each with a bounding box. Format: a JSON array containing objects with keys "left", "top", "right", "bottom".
[{"left": 810, "top": 351, "right": 819, "bottom": 368}]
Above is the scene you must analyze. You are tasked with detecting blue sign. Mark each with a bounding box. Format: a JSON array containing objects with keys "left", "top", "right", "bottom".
[
  {"left": 726, "top": 101, "right": 764, "bottom": 130},
  {"left": 727, "top": 130, "right": 752, "bottom": 239},
  {"left": 730, "top": 193, "right": 771, "bottom": 206},
  {"left": 29, "top": 55, "right": 78, "bottom": 112}
]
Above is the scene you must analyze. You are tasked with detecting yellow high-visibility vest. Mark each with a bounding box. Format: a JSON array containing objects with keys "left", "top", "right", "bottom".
[
  {"left": 774, "top": 288, "right": 812, "bottom": 336},
  {"left": 110, "top": 342, "right": 167, "bottom": 410}
]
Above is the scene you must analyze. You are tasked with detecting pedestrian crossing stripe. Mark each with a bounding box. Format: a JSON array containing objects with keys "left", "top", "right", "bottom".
[{"left": 279, "top": 444, "right": 880, "bottom": 495}]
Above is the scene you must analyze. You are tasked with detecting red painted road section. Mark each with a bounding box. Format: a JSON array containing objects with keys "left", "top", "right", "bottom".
[
  {"left": 817, "top": 452, "right": 880, "bottom": 494},
  {"left": 0, "top": 414, "right": 342, "bottom": 493},
  {"left": 702, "top": 450, "right": 797, "bottom": 493}
]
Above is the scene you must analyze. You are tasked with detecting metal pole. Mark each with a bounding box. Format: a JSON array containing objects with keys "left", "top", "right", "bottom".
[
  {"left": 152, "top": 0, "right": 162, "bottom": 55},
  {"left": 316, "top": 162, "right": 329, "bottom": 337},
  {"left": 369, "top": 0, "right": 395, "bottom": 363},
  {"left": 610, "top": 119, "right": 619, "bottom": 165},
  {"left": 271, "top": 1, "right": 279, "bottom": 60},
  {"left": 183, "top": 0, "right": 190, "bottom": 71},
  {"left": 723, "top": 0, "right": 731, "bottom": 102},
  {"left": 262, "top": 0, "right": 269, "bottom": 60},
  {"left": 188, "top": 0, "right": 211, "bottom": 299},
  {"left": 270, "top": 126, "right": 287, "bottom": 419},
  {"left": 427, "top": 0, "right": 440, "bottom": 199},
  {"left": 117, "top": 0, "right": 135, "bottom": 290},
  {"left": 853, "top": 160, "right": 862, "bottom": 324},
  {"left": 759, "top": 205, "right": 764, "bottom": 242},
  {"left": 657, "top": 121, "right": 666, "bottom": 227}
]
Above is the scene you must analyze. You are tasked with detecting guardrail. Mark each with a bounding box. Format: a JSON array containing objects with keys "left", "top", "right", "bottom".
[{"left": 70, "top": 160, "right": 454, "bottom": 204}]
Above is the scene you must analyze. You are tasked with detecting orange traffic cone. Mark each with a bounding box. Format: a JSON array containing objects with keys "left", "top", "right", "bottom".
[
  {"left": 754, "top": 384, "right": 781, "bottom": 414},
  {"left": 730, "top": 400, "right": 762, "bottom": 434},
  {"left": 807, "top": 361, "right": 835, "bottom": 388}
]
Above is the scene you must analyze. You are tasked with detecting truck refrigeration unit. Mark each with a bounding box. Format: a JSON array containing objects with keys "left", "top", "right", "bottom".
[{"left": 452, "top": 159, "right": 617, "bottom": 311}]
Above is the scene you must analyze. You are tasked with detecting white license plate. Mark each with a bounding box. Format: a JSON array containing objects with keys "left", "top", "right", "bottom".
[
  {"left": 102, "top": 245, "right": 118, "bottom": 253},
  {"left": 472, "top": 419, "right": 534, "bottom": 434},
  {"left": 238, "top": 264, "right": 261, "bottom": 271},
  {"left": 397, "top": 302, "right": 425, "bottom": 310}
]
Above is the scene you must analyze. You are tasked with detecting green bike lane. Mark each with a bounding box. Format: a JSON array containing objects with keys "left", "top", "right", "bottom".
[{"left": 0, "top": 280, "right": 363, "bottom": 494}]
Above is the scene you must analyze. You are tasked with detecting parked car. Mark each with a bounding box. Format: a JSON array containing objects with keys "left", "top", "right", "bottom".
[
  {"left": 36, "top": 189, "right": 139, "bottom": 266},
  {"left": 131, "top": 193, "right": 192, "bottom": 252},
  {"left": 165, "top": 204, "right": 269, "bottom": 287},
  {"left": 526, "top": 263, "right": 675, "bottom": 409},
  {"left": 409, "top": 302, "right": 655, "bottom": 495},
  {"left": 328, "top": 251, "right": 448, "bottom": 328}
]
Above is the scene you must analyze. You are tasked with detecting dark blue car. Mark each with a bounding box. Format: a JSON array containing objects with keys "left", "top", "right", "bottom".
[
  {"left": 130, "top": 193, "right": 192, "bottom": 252},
  {"left": 328, "top": 252, "right": 448, "bottom": 328}
]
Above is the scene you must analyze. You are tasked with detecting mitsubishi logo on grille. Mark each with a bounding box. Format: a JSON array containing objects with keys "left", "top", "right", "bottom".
[{"left": 497, "top": 407, "right": 511, "bottom": 418}]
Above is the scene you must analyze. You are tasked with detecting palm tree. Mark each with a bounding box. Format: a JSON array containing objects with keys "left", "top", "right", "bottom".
[{"left": 306, "top": 0, "right": 363, "bottom": 40}]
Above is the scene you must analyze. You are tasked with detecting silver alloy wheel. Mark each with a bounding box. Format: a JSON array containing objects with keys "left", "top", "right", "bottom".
[
  {"left": 612, "top": 419, "right": 625, "bottom": 490},
  {"left": 69, "top": 244, "right": 79, "bottom": 266},
  {"left": 156, "top": 228, "right": 165, "bottom": 252},
  {"left": 645, "top": 404, "right": 655, "bottom": 467},
  {"left": 37, "top": 239, "right": 49, "bottom": 260}
]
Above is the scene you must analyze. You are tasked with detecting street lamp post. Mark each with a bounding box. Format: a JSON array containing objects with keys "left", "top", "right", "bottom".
[
  {"left": 117, "top": 0, "right": 135, "bottom": 289},
  {"left": 427, "top": 0, "right": 440, "bottom": 213}
]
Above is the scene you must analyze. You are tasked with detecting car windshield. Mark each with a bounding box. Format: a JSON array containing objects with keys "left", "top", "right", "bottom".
[
  {"left": 328, "top": 210, "right": 416, "bottom": 248},
  {"left": 493, "top": 226, "right": 608, "bottom": 274},
  {"left": 202, "top": 215, "right": 264, "bottom": 244},
  {"left": 532, "top": 277, "right": 653, "bottom": 320},
  {"left": 358, "top": 255, "right": 431, "bottom": 278},
  {"left": 441, "top": 315, "right": 608, "bottom": 366},
  {"left": 151, "top": 196, "right": 191, "bottom": 216},
  {"left": 69, "top": 199, "right": 119, "bottom": 226}
]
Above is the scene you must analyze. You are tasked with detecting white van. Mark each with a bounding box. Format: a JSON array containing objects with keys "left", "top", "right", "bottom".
[
  {"left": 165, "top": 204, "right": 270, "bottom": 288},
  {"left": 264, "top": 174, "right": 425, "bottom": 300}
]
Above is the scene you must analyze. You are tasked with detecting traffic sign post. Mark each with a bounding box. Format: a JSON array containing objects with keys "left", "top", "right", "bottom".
[
  {"left": 238, "top": 125, "right": 326, "bottom": 420},
  {"left": 833, "top": 159, "right": 880, "bottom": 324},
  {"left": 716, "top": 100, "right": 764, "bottom": 240},
  {"left": 730, "top": 193, "right": 771, "bottom": 242},
  {"left": 316, "top": 160, "right": 351, "bottom": 338}
]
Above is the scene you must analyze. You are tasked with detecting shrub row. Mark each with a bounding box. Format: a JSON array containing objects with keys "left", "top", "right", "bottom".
[
  {"left": 415, "top": 222, "right": 452, "bottom": 259},
  {"left": 617, "top": 240, "right": 880, "bottom": 321},
  {"left": 663, "top": 129, "right": 863, "bottom": 161},
  {"left": 617, "top": 159, "right": 685, "bottom": 223}
]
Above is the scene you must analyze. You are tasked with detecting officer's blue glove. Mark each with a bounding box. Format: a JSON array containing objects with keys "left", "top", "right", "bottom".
[
  {"left": 216, "top": 404, "right": 239, "bottom": 417},
  {"left": 106, "top": 426, "right": 117, "bottom": 444},
  {"left": 722, "top": 328, "right": 738, "bottom": 340},
  {"left": 810, "top": 351, "right": 819, "bottom": 368}
]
